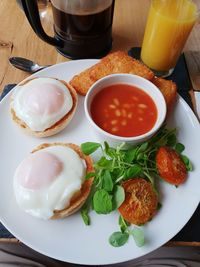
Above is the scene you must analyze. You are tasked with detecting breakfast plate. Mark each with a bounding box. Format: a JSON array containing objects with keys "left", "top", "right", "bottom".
[{"left": 0, "top": 59, "right": 200, "bottom": 265}]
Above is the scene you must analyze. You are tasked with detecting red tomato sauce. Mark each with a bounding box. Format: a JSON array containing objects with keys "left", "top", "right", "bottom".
[{"left": 90, "top": 84, "right": 157, "bottom": 137}]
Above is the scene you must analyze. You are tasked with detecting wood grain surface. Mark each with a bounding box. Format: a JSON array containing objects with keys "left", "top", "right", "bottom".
[
  {"left": 185, "top": 51, "right": 200, "bottom": 91},
  {"left": 0, "top": 0, "right": 200, "bottom": 93},
  {"left": 0, "top": 0, "right": 200, "bottom": 244}
]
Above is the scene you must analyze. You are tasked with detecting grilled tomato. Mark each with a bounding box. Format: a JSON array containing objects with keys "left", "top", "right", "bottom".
[
  {"left": 156, "top": 146, "right": 187, "bottom": 185},
  {"left": 118, "top": 178, "right": 158, "bottom": 225}
]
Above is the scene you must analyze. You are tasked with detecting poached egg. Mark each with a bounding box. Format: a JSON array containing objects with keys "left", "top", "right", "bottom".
[
  {"left": 13, "top": 145, "right": 86, "bottom": 219},
  {"left": 11, "top": 78, "right": 73, "bottom": 131}
]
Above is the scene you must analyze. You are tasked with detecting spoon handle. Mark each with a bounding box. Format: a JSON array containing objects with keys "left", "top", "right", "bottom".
[{"left": 9, "top": 57, "right": 48, "bottom": 73}]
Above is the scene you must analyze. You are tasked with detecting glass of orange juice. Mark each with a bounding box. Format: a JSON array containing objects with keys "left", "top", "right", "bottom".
[{"left": 141, "top": 0, "right": 198, "bottom": 77}]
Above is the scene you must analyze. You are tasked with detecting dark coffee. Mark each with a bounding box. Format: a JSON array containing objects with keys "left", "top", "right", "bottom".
[
  {"left": 52, "top": 4, "right": 112, "bottom": 37},
  {"left": 20, "top": 0, "right": 115, "bottom": 59},
  {"left": 51, "top": 2, "right": 114, "bottom": 58}
]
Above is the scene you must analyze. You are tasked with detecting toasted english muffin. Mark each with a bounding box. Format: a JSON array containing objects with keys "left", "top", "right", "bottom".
[{"left": 10, "top": 78, "right": 78, "bottom": 137}]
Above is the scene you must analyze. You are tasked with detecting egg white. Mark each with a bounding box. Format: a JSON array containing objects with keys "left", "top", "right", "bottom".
[
  {"left": 13, "top": 146, "right": 86, "bottom": 219},
  {"left": 11, "top": 78, "right": 73, "bottom": 131}
]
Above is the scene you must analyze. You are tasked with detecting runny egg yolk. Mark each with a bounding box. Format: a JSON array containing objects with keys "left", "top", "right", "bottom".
[
  {"left": 22, "top": 84, "right": 65, "bottom": 115},
  {"left": 15, "top": 152, "right": 63, "bottom": 190}
]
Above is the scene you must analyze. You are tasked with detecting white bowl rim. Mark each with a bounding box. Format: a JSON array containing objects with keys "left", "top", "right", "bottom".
[{"left": 84, "top": 73, "right": 167, "bottom": 141}]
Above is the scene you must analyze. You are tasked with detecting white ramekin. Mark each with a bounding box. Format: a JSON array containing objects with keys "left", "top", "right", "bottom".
[{"left": 84, "top": 74, "right": 167, "bottom": 146}]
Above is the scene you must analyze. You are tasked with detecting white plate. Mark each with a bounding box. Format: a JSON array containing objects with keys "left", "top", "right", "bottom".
[{"left": 0, "top": 60, "right": 200, "bottom": 265}]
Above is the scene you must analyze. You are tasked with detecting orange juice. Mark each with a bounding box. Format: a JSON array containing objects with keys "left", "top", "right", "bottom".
[{"left": 141, "top": 0, "right": 197, "bottom": 73}]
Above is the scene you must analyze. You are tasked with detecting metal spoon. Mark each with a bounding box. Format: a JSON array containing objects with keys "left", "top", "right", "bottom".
[{"left": 9, "top": 57, "right": 49, "bottom": 73}]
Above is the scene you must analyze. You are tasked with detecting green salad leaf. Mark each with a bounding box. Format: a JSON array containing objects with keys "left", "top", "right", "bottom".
[
  {"left": 131, "top": 228, "right": 145, "bottom": 247},
  {"left": 93, "top": 189, "right": 113, "bottom": 214},
  {"left": 81, "top": 142, "right": 101, "bottom": 155},
  {"left": 109, "top": 232, "right": 129, "bottom": 247},
  {"left": 80, "top": 126, "right": 193, "bottom": 248},
  {"left": 112, "top": 185, "right": 125, "bottom": 209}
]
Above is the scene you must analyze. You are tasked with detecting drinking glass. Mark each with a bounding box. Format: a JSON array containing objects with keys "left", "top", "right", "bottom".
[{"left": 141, "top": 0, "right": 198, "bottom": 77}]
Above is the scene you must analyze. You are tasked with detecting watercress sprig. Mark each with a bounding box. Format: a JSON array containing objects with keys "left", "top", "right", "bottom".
[
  {"left": 109, "top": 216, "right": 145, "bottom": 247},
  {"left": 80, "top": 126, "right": 193, "bottom": 248}
]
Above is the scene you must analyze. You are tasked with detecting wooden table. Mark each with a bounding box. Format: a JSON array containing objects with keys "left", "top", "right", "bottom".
[
  {"left": 0, "top": 0, "right": 200, "bottom": 95},
  {"left": 0, "top": 0, "right": 199, "bottom": 245}
]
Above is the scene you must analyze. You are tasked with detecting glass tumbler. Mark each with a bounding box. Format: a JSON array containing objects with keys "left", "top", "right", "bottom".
[{"left": 141, "top": 0, "right": 198, "bottom": 77}]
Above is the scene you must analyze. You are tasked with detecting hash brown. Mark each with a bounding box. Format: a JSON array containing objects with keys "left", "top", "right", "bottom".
[
  {"left": 69, "top": 51, "right": 154, "bottom": 95},
  {"left": 69, "top": 50, "right": 177, "bottom": 114},
  {"left": 89, "top": 51, "right": 154, "bottom": 82},
  {"left": 152, "top": 77, "right": 177, "bottom": 114}
]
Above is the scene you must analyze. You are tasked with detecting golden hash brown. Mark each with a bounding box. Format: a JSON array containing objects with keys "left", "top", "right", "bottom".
[
  {"left": 69, "top": 51, "right": 154, "bottom": 95},
  {"left": 89, "top": 51, "right": 154, "bottom": 81},
  {"left": 69, "top": 50, "right": 177, "bottom": 114},
  {"left": 69, "top": 67, "right": 96, "bottom": 96},
  {"left": 152, "top": 77, "right": 177, "bottom": 114}
]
